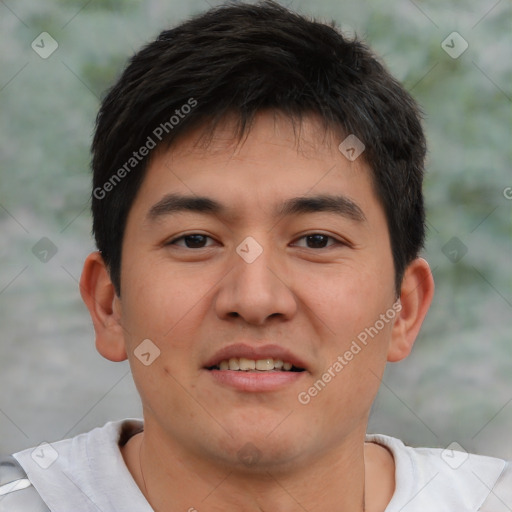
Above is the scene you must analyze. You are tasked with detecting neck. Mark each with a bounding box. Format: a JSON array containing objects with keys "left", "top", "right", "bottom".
[{"left": 121, "top": 422, "right": 394, "bottom": 512}]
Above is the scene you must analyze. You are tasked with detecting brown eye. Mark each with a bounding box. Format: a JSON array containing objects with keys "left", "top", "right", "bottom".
[
  {"left": 293, "top": 233, "right": 340, "bottom": 249},
  {"left": 169, "top": 234, "right": 213, "bottom": 248},
  {"left": 305, "top": 234, "right": 330, "bottom": 248}
]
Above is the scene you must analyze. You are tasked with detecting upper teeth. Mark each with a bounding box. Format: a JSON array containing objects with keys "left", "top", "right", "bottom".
[{"left": 217, "top": 358, "right": 293, "bottom": 371}]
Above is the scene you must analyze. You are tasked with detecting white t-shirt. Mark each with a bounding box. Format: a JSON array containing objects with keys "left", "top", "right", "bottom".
[{"left": 10, "top": 419, "right": 512, "bottom": 511}]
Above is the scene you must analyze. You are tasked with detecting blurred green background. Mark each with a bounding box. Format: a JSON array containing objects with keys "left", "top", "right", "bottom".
[{"left": 1, "top": 0, "right": 511, "bottom": 457}]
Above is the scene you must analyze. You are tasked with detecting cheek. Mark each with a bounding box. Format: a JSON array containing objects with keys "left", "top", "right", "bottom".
[
  {"left": 297, "top": 258, "right": 395, "bottom": 392},
  {"left": 119, "top": 259, "right": 218, "bottom": 392},
  {"left": 120, "top": 255, "right": 199, "bottom": 338},
  {"left": 299, "top": 259, "right": 393, "bottom": 335}
]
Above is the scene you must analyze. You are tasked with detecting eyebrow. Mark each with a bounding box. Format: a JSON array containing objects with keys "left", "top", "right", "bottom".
[
  {"left": 146, "top": 193, "right": 366, "bottom": 223},
  {"left": 275, "top": 194, "right": 366, "bottom": 222},
  {"left": 147, "top": 194, "right": 222, "bottom": 220}
]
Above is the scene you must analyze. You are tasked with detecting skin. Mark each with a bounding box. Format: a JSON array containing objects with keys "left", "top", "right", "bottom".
[{"left": 81, "top": 111, "right": 434, "bottom": 512}]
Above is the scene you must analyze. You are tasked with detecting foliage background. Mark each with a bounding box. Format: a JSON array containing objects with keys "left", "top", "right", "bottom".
[{"left": 1, "top": 0, "right": 511, "bottom": 457}]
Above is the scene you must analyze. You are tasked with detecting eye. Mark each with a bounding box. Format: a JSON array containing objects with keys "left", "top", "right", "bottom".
[
  {"left": 168, "top": 234, "right": 215, "bottom": 249},
  {"left": 292, "top": 233, "right": 342, "bottom": 249}
]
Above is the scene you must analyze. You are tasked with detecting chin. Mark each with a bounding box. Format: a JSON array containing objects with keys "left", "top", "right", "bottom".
[{"left": 210, "top": 426, "right": 308, "bottom": 471}]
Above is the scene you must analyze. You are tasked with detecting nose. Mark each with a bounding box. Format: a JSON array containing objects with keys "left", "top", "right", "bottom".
[{"left": 214, "top": 236, "right": 298, "bottom": 327}]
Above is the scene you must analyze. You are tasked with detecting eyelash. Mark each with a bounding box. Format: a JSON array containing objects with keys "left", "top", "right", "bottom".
[
  {"left": 167, "top": 234, "right": 217, "bottom": 249},
  {"left": 167, "top": 233, "right": 346, "bottom": 250}
]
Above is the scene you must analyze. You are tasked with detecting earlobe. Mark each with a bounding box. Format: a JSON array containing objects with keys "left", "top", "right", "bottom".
[
  {"left": 387, "top": 258, "right": 434, "bottom": 363},
  {"left": 79, "top": 251, "right": 127, "bottom": 362}
]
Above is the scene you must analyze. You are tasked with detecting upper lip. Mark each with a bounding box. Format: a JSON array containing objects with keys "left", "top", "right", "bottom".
[{"left": 204, "top": 343, "right": 308, "bottom": 370}]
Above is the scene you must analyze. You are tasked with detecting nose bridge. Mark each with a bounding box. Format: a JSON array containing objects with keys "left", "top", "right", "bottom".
[{"left": 215, "top": 234, "right": 297, "bottom": 325}]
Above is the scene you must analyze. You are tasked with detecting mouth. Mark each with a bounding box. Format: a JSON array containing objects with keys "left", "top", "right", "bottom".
[
  {"left": 207, "top": 357, "right": 305, "bottom": 373},
  {"left": 203, "top": 344, "right": 308, "bottom": 392},
  {"left": 203, "top": 343, "right": 308, "bottom": 373}
]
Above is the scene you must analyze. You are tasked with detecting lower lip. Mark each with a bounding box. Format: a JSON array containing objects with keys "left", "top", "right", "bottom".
[{"left": 206, "top": 369, "right": 306, "bottom": 392}]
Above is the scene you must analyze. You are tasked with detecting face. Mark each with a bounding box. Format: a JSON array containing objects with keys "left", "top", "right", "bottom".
[{"left": 116, "top": 112, "right": 398, "bottom": 468}]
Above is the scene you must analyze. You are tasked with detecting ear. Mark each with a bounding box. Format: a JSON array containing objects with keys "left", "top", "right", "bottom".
[
  {"left": 387, "top": 258, "right": 434, "bottom": 362},
  {"left": 79, "top": 251, "right": 127, "bottom": 362}
]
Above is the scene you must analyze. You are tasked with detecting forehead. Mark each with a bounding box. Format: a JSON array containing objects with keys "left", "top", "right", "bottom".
[{"left": 130, "top": 111, "right": 380, "bottom": 224}]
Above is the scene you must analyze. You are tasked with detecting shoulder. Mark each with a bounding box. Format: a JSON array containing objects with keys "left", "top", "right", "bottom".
[
  {"left": 367, "top": 434, "right": 512, "bottom": 512},
  {"left": 3, "top": 419, "right": 145, "bottom": 512},
  {"left": 0, "top": 454, "right": 50, "bottom": 511}
]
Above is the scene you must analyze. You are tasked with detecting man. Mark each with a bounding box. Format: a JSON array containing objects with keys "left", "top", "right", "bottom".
[{"left": 1, "top": 1, "right": 510, "bottom": 510}]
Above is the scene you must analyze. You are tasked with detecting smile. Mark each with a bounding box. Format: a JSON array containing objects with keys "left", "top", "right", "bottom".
[{"left": 208, "top": 357, "right": 304, "bottom": 372}]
